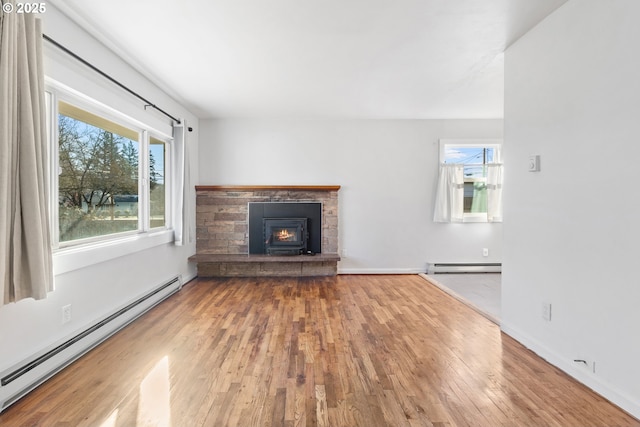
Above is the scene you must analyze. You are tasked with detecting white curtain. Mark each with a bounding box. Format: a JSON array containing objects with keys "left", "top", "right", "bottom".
[
  {"left": 172, "top": 121, "right": 192, "bottom": 247},
  {"left": 433, "top": 164, "right": 465, "bottom": 223},
  {"left": 0, "top": 5, "right": 53, "bottom": 304},
  {"left": 486, "top": 164, "right": 504, "bottom": 223}
]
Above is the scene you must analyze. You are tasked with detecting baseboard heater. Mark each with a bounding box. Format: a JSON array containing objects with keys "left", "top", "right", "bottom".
[
  {"left": 427, "top": 263, "right": 502, "bottom": 274},
  {"left": 0, "top": 276, "right": 182, "bottom": 412}
]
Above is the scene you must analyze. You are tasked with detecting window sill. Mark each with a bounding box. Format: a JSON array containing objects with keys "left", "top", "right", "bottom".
[
  {"left": 462, "top": 214, "right": 488, "bottom": 223},
  {"left": 53, "top": 229, "right": 175, "bottom": 276}
]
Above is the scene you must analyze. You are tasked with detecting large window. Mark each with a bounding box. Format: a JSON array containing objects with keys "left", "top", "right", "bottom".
[{"left": 51, "top": 93, "right": 171, "bottom": 247}]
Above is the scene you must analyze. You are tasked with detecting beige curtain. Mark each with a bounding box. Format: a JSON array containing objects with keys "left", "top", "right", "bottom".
[
  {"left": 0, "top": 2, "right": 53, "bottom": 305},
  {"left": 172, "top": 121, "right": 190, "bottom": 247}
]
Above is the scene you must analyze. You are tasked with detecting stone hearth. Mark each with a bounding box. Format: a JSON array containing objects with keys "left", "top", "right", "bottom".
[{"left": 191, "top": 185, "right": 340, "bottom": 277}]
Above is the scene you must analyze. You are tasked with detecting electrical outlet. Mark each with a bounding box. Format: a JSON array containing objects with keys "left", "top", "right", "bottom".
[
  {"left": 542, "top": 302, "right": 552, "bottom": 321},
  {"left": 62, "top": 304, "right": 72, "bottom": 324},
  {"left": 482, "top": 248, "right": 489, "bottom": 257},
  {"left": 574, "top": 357, "right": 596, "bottom": 374}
]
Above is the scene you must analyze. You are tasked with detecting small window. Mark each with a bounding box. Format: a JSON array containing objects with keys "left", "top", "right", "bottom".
[{"left": 441, "top": 140, "right": 502, "bottom": 221}]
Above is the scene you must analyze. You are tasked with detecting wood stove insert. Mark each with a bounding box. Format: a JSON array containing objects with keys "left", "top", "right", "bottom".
[
  {"left": 263, "top": 218, "right": 308, "bottom": 255},
  {"left": 249, "top": 202, "right": 322, "bottom": 255}
]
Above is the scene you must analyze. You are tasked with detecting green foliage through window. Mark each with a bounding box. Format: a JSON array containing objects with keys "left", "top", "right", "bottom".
[{"left": 56, "top": 100, "right": 169, "bottom": 244}]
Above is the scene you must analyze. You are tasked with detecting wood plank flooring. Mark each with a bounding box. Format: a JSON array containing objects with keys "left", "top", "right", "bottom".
[{"left": 1, "top": 275, "right": 638, "bottom": 427}]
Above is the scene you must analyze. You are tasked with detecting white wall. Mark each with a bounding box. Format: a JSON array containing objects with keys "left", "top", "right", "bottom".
[
  {"left": 199, "top": 118, "right": 503, "bottom": 273},
  {"left": 503, "top": 0, "right": 640, "bottom": 418},
  {"left": 0, "top": 4, "right": 198, "bottom": 377}
]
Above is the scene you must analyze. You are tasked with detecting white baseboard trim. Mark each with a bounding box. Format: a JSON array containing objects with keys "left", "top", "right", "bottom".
[
  {"left": 0, "top": 276, "right": 183, "bottom": 413},
  {"left": 500, "top": 322, "right": 640, "bottom": 420},
  {"left": 182, "top": 272, "right": 198, "bottom": 285},
  {"left": 427, "top": 262, "right": 501, "bottom": 274},
  {"left": 338, "top": 268, "right": 426, "bottom": 275}
]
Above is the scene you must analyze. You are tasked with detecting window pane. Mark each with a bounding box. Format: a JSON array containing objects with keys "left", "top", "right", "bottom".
[
  {"left": 444, "top": 146, "right": 495, "bottom": 178},
  {"left": 58, "top": 104, "right": 139, "bottom": 243},
  {"left": 149, "top": 137, "right": 166, "bottom": 228},
  {"left": 445, "top": 145, "right": 496, "bottom": 215},
  {"left": 464, "top": 181, "right": 487, "bottom": 213}
]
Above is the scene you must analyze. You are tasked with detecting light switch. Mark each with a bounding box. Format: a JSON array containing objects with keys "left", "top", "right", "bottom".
[{"left": 528, "top": 155, "right": 540, "bottom": 172}]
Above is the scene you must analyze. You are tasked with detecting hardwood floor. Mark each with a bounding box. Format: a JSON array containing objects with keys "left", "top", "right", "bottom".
[{"left": 1, "top": 275, "right": 638, "bottom": 427}]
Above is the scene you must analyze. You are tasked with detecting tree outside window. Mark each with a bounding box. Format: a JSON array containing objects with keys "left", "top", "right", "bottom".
[{"left": 56, "top": 101, "right": 167, "bottom": 243}]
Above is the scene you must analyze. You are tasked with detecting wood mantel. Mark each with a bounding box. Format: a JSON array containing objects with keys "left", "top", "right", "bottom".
[{"left": 195, "top": 185, "right": 341, "bottom": 192}]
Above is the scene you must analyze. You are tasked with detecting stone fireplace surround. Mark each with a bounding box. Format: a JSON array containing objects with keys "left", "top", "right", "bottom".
[{"left": 190, "top": 185, "right": 340, "bottom": 277}]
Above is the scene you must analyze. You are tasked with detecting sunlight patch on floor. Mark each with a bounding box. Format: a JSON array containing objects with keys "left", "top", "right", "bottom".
[
  {"left": 137, "top": 356, "right": 172, "bottom": 427},
  {"left": 98, "top": 409, "right": 119, "bottom": 427}
]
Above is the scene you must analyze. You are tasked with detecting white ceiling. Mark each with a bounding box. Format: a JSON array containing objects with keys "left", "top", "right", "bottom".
[{"left": 51, "top": 0, "right": 567, "bottom": 120}]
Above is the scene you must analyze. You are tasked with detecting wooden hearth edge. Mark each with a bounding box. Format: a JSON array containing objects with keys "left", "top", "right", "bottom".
[{"left": 195, "top": 185, "right": 341, "bottom": 192}]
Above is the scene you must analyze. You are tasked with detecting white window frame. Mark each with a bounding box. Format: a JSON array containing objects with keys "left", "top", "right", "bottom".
[
  {"left": 439, "top": 139, "right": 502, "bottom": 223},
  {"left": 147, "top": 133, "right": 172, "bottom": 232},
  {"left": 46, "top": 81, "right": 175, "bottom": 274}
]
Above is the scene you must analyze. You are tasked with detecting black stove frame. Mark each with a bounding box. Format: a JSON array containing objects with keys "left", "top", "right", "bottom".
[{"left": 248, "top": 202, "right": 322, "bottom": 255}]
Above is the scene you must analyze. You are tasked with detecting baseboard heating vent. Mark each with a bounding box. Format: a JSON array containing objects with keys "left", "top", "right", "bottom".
[
  {"left": 0, "top": 276, "right": 182, "bottom": 412},
  {"left": 427, "top": 263, "right": 501, "bottom": 274}
]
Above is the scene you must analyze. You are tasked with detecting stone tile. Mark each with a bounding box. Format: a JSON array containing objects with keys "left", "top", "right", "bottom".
[
  {"left": 302, "top": 262, "right": 337, "bottom": 276},
  {"left": 208, "top": 223, "right": 235, "bottom": 233},
  {"left": 234, "top": 223, "right": 248, "bottom": 233},
  {"left": 197, "top": 263, "right": 221, "bottom": 277},
  {"left": 215, "top": 232, "right": 246, "bottom": 241},
  {"left": 221, "top": 263, "right": 259, "bottom": 276},
  {"left": 227, "top": 245, "right": 248, "bottom": 254},
  {"left": 259, "top": 263, "right": 303, "bottom": 276},
  {"left": 214, "top": 212, "right": 246, "bottom": 221}
]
